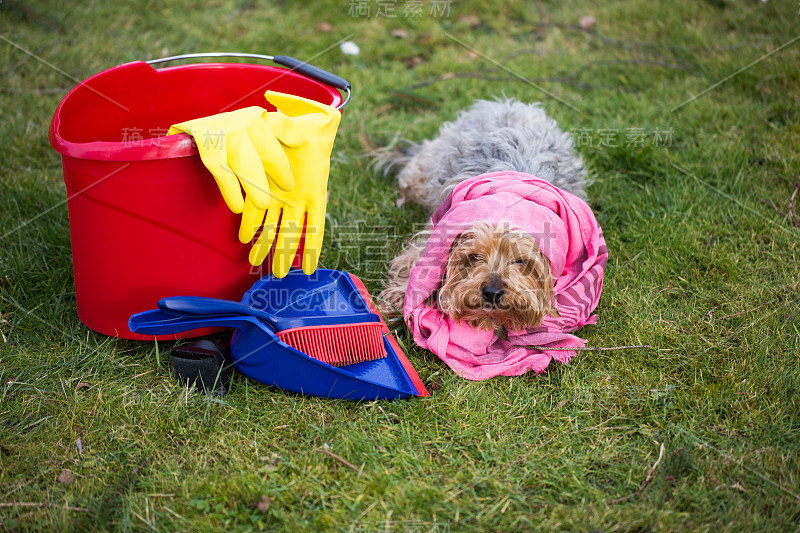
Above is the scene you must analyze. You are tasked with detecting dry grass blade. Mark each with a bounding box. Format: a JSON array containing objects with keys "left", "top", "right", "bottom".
[{"left": 608, "top": 442, "right": 666, "bottom": 504}]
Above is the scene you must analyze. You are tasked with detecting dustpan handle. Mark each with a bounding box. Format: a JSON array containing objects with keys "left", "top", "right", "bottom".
[
  {"left": 128, "top": 309, "right": 268, "bottom": 337},
  {"left": 145, "top": 52, "right": 351, "bottom": 109}
]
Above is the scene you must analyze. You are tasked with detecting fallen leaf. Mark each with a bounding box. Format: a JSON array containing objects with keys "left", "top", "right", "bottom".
[
  {"left": 579, "top": 16, "right": 596, "bottom": 30},
  {"left": 256, "top": 495, "right": 272, "bottom": 513},
  {"left": 57, "top": 468, "right": 75, "bottom": 485},
  {"left": 459, "top": 15, "right": 481, "bottom": 28},
  {"left": 76, "top": 382, "right": 90, "bottom": 391}
]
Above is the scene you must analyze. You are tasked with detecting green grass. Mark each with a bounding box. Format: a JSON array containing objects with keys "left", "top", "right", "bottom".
[{"left": 2, "top": 0, "right": 800, "bottom": 531}]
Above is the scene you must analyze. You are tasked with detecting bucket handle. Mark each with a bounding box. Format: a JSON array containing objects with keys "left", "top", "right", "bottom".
[{"left": 146, "top": 52, "right": 352, "bottom": 109}]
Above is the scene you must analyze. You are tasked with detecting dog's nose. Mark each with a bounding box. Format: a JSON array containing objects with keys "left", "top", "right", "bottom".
[{"left": 482, "top": 285, "right": 505, "bottom": 305}]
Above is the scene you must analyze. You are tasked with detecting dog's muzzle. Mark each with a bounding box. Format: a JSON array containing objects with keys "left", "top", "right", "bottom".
[{"left": 481, "top": 284, "right": 505, "bottom": 305}]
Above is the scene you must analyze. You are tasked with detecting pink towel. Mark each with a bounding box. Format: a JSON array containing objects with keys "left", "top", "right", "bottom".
[{"left": 403, "top": 171, "right": 607, "bottom": 380}]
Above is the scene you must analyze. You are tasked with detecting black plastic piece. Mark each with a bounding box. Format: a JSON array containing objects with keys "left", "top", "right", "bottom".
[
  {"left": 273, "top": 55, "right": 351, "bottom": 91},
  {"left": 171, "top": 340, "right": 232, "bottom": 395}
]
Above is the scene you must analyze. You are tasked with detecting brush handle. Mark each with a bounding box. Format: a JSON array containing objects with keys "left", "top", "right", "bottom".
[{"left": 158, "top": 296, "right": 381, "bottom": 330}]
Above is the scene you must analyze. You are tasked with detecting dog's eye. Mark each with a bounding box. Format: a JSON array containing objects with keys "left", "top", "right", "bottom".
[
  {"left": 467, "top": 253, "right": 483, "bottom": 264},
  {"left": 512, "top": 258, "right": 527, "bottom": 266}
]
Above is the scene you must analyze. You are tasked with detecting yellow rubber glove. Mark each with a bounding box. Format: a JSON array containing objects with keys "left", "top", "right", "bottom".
[
  {"left": 167, "top": 107, "right": 295, "bottom": 238},
  {"left": 246, "top": 91, "right": 341, "bottom": 277}
]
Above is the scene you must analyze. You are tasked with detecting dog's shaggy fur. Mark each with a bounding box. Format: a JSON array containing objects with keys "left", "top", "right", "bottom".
[
  {"left": 376, "top": 98, "right": 589, "bottom": 210},
  {"left": 376, "top": 98, "right": 589, "bottom": 333}
]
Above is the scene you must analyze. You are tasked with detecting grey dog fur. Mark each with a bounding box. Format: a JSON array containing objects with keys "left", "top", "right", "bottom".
[{"left": 375, "top": 98, "right": 589, "bottom": 208}]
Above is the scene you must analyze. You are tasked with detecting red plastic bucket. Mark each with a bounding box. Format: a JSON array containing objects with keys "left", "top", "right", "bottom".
[{"left": 49, "top": 58, "right": 345, "bottom": 340}]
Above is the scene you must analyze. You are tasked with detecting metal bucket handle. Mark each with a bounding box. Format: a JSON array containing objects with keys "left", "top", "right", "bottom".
[{"left": 146, "top": 52, "right": 352, "bottom": 109}]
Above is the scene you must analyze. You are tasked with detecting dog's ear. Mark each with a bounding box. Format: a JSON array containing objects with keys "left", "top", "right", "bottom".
[
  {"left": 442, "top": 229, "right": 477, "bottom": 287},
  {"left": 446, "top": 229, "right": 476, "bottom": 263},
  {"left": 424, "top": 289, "right": 439, "bottom": 308},
  {"left": 528, "top": 249, "right": 559, "bottom": 318},
  {"left": 451, "top": 228, "right": 475, "bottom": 249}
]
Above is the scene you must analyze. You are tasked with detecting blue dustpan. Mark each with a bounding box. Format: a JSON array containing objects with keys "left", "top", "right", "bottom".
[{"left": 128, "top": 270, "right": 428, "bottom": 401}]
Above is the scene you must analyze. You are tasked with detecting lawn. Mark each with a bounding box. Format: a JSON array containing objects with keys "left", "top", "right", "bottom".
[{"left": 2, "top": 0, "right": 799, "bottom": 531}]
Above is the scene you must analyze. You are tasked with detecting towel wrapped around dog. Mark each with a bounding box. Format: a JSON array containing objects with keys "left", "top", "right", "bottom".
[{"left": 403, "top": 171, "right": 607, "bottom": 380}]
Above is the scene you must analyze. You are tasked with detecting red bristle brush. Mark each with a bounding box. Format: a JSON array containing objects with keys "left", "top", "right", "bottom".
[{"left": 158, "top": 296, "right": 386, "bottom": 366}]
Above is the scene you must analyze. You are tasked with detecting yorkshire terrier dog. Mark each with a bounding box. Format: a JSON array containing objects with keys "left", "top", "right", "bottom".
[{"left": 375, "top": 98, "right": 590, "bottom": 334}]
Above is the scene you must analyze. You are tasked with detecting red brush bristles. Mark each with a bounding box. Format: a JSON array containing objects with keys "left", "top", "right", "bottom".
[{"left": 277, "top": 322, "right": 387, "bottom": 366}]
